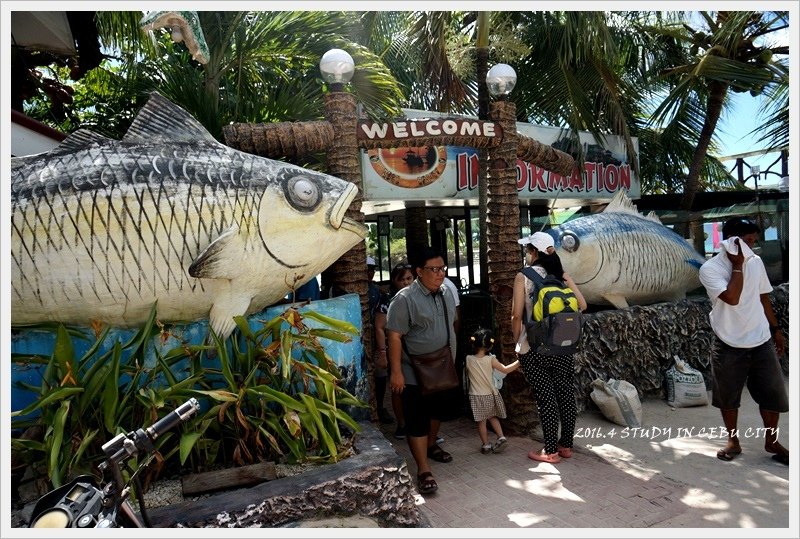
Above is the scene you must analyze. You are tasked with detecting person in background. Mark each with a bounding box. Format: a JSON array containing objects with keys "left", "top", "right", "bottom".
[
  {"left": 511, "top": 234, "right": 586, "bottom": 464},
  {"left": 441, "top": 276, "right": 461, "bottom": 336},
  {"left": 386, "top": 247, "right": 460, "bottom": 495},
  {"left": 699, "top": 217, "right": 788, "bottom": 465},
  {"left": 286, "top": 275, "right": 320, "bottom": 302},
  {"left": 465, "top": 328, "right": 519, "bottom": 454},
  {"left": 366, "top": 256, "right": 392, "bottom": 424},
  {"left": 375, "top": 264, "right": 414, "bottom": 440}
]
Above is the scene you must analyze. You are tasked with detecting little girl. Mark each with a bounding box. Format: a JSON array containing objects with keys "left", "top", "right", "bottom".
[{"left": 466, "top": 328, "right": 520, "bottom": 454}]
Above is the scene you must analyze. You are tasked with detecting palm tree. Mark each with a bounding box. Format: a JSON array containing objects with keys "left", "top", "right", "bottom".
[
  {"left": 509, "top": 11, "right": 643, "bottom": 170},
  {"left": 642, "top": 10, "right": 789, "bottom": 244},
  {"left": 143, "top": 12, "right": 405, "bottom": 138},
  {"left": 750, "top": 60, "right": 789, "bottom": 150},
  {"left": 22, "top": 11, "right": 406, "bottom": 142}
]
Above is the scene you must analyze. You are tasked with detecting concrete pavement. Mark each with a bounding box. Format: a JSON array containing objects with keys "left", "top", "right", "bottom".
[{"left": 377, "top": 376, "right": 794, "bottom": 531}]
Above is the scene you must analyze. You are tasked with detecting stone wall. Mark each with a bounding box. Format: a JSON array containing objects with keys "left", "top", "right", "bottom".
[{"left": 503, "top": 284, "right": 789, "bottom": 436}]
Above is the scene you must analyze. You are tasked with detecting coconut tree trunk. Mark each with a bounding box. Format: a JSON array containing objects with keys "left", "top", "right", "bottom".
[
  {"left": 488, "top": 100, "right": 535, "bottom": 435},
  {"left": 678, "top": 80, "right": 728, "bottom": 253},
  {"left": 323, "top": 91, "right": 374, "bottom": 419},
  {"left": 476, "top": 12, "right": 490, "bottom": 290}
]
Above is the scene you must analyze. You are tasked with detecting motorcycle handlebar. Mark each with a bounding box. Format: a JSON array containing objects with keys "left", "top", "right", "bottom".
[
  {"left": 145, "top": 398, "right": 200, "bottom": 442},
  {"left": 101, "top": 398, "right": 201, "bottom": 463}
]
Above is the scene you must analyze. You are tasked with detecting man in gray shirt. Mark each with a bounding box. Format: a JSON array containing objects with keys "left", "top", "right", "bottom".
[{"left": 386, "top": 247, "right": 460, "bottom": 495}]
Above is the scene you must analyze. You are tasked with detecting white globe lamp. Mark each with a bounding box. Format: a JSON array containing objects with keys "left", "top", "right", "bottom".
[
  {"left": 486, "top": 63, "right": 517, "bottom": 97},
  {"left": 320, "top": 49, "right": 355, "bottom": 89}
]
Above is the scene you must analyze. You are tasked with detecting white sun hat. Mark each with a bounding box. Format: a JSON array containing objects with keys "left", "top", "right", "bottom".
[{"left": 517, "top": 231, "right": 554, "bottom": 252}]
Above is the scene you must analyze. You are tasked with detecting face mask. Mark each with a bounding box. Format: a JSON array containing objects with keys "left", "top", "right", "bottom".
[{"left": 525, "top": 251, "right": 534, "bottom": 265}]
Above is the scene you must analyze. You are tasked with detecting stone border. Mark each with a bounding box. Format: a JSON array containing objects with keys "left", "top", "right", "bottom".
[{"left": 147, "top": 422, "right": 420, "bottom": 528}]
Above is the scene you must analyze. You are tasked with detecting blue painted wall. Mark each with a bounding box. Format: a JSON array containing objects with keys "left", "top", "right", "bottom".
[{"left": 11, "top": 294, "right": 365, "bottom": 414}]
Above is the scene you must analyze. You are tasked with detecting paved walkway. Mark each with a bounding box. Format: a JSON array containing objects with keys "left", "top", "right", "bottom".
[{"left": 377, "top": 377, "right": 793, "bottom": 530}]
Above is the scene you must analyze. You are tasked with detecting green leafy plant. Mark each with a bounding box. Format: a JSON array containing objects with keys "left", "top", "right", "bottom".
[
  {"left": 10, "top": 306, "right": 197, "bottom": 490},
  {"left": 176, "top": 306, "right": 367, "bottom": 469},
  {"left": 12, "top": 303, "right": 367, "bottom": 493}
]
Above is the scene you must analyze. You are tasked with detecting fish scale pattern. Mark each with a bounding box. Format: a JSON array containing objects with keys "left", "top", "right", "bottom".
[
  {"left": 11, "top": 145, "right": 265, "bottom": 320},
  {"left": 12, "top": 174, "right": 260, "bottom": 306},
  {"left": 555, "top": 213, "right": 704, "bottom": 306},
  {"left": 10, "top": 92, "right": 367, "bottom": 337}
]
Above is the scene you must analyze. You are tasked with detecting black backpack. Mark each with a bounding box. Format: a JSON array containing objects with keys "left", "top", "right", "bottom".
[{"left": 521, "top": 267, "right": 583, "bottom": 355}]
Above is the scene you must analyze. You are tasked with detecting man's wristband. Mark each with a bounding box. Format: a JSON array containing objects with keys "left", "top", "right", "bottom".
[{"left": 732, "top": 269, "right": 743, "bottom": 273}]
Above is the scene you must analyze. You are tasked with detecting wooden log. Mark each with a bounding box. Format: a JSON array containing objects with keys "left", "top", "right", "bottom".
[{"left": 181, "top": 462, "right": 277, "bottom": 496}]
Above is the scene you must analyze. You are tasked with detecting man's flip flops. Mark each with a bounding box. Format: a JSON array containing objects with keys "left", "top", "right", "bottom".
[
  {"left": 716, "top": 448, "right": 742, "bottom": 461},
  {"left": 771, "top": 453, "right": 789, "bottom": 465}
]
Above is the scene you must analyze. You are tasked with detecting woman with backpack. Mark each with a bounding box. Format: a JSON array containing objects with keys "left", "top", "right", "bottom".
[{"left": 511, "top": 232, "right": 587, "bottom": 463}]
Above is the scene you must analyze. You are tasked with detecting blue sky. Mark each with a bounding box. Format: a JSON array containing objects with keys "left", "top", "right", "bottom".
[{"left": 715, "top": 91, "right": 784, "bottom": 189}]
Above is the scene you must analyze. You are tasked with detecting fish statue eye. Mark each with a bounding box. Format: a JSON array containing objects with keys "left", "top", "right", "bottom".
[
  {"left": 560, "top": 231, "right": 579, "bottom": 253},
  {"left": 285, "top": 176, "right": 321, "bottom": 211}
]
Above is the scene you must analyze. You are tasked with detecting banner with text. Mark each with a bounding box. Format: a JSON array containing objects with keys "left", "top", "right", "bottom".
[{"left": 360, "top": 112, "right": 639, "bottom": 201}]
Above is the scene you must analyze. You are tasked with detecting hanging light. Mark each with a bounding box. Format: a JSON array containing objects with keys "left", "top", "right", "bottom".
[{"left": 486, "top": 63, "right": 517, "bottom": 97}]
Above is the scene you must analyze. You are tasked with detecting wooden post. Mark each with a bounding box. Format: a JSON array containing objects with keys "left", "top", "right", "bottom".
[
  {"left": 323, "top": 91, "right": 375, "bottom": 421},
  {"left": 488, "top": 99, "right": 538, "bottom": 436},
  {"left": 487, "top": 99, "right": 521, "bottom": 363}
]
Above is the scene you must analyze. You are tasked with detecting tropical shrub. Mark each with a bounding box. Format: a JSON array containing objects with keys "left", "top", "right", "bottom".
[
  {"left": 11, "top": 304, "right": 365, "bottom": 494},
  {"left": 10, "top": 307, "right": 195, "bottom": 490},
  {"left": 175, "top": 307, "right": 366, "bottom": 469}
]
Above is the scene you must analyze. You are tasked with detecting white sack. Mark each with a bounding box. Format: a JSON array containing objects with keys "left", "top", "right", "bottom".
[
  {"left": 590, "top": 378, "right": 643, "bottom": 427},
  {"left": 665, "top": 355, "right": 709, "bottom": 408}
]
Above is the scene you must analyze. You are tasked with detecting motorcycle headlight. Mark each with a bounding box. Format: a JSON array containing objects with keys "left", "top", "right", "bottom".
[{"left": 31, "top": 508, "right": 71, "bottom": 528}]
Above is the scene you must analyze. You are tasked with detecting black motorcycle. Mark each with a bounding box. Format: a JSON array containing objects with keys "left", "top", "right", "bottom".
[{"left": 29, "top": 398, "right": 200, "bottom": 528}]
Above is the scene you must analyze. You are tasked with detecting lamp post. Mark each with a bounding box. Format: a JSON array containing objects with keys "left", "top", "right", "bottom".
[
  {"left": 320, "top": 48, "right": 362, "bottom": 282},
  {"left": 320, "top": 49, "right": 362, "bottom": 292},
  {"left": 320, "top": 48, "right": 356, "bottom": 92},
  {"left": 485, "top": 64, "right": 526, "bottom": 427},
  {"left": 320, "top": 49, "right": 375, "bottom": 419}
]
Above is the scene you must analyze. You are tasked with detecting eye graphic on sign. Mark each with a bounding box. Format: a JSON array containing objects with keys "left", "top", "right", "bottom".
[{"left": 368, "top": 146, "right": 448, "bottom": 188}]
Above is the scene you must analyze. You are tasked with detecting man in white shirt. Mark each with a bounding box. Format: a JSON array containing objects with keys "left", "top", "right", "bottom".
[{"left": 699, "top": 217, "right": 788, "bottom": 465}]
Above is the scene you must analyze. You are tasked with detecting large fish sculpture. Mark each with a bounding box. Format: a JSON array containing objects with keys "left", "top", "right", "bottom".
[
  {"left": 545, "top": 190, "right": 705, "bottom": 308},
  {"left": 11, "top": 92, "right": 367, "bottom": 338}
]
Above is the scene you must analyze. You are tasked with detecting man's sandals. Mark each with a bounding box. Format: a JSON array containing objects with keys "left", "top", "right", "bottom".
[
  {"left": 417, "top": 471, "right": 438, "bottom": 494},
  {"left": 427, "top": 443, "right": 453, "bottom": 463}
]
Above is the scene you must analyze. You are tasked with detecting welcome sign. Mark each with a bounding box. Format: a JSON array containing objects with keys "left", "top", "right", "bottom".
[{"left": 360, "top": 110, "right": 640, "bottom": 201}]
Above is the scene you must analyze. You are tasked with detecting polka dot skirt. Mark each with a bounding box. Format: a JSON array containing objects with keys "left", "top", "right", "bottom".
[{"left": 519, "top": 349, "right": 577, "bottom": 454}]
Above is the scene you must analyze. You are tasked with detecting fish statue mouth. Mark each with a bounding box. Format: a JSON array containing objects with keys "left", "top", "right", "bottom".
[
  {"left": 331, "top": 183, "right": 368, "bottom": 239},
  {"left": 340, "top": 218, "right": 369, "bottom": 239}
]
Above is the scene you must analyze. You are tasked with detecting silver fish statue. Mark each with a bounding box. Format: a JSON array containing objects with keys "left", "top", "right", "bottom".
[
  {"left": 11, "top": 92, "right": 367, "bottom": 338},
  {"left": 546, "top": 190, "right": 705, "bottom": 308}
]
